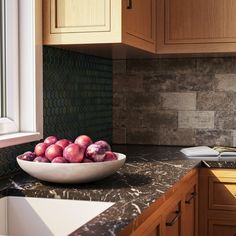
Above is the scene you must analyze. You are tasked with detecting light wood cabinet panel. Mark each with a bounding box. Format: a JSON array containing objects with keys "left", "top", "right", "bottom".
[
  {"left": 44, "top": 0, "right": 122, "bottom": 45},
  {"left": 199, "top": 169, "right": 236, "bottom": 236},
  {"left": 119, "top": 169, "right": 198, "bottom": 236},
  {"left": 156, "top": 0, "right": 236, "bottom": 54},
  {"left": 164, "top": 202, "right": 181, "bottom": 236},
  {"left": 44, "top": 0, "right": 156, "bottom": 54},
  {"left": 209, "top": 219, "right": 236, "bottom": 236},
  {"left": 52, "top": 0, "right": 111, "bottom": 33},
  {"left": 209, "top": 176, "right": 236, "bottom": 211},
  {"left": 183, "top": 186, "right": 197, "bottom": 236},
  {"left": 130, "top": 215, "right": 161, "bottom": 236},
  {"left": 122, "top": 0, "right": 156, "bottom": 53}
]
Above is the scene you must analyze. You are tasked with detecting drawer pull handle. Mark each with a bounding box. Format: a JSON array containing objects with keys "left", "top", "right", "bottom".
[
  {"left": 127, "top": 0, "right": 132, "bottom": 9},
  {"left": 185, "top": 192, "right": 197, "bottom": 204},
  {"left": 166, "top": 211, "right": 181, "bottom": 227}
]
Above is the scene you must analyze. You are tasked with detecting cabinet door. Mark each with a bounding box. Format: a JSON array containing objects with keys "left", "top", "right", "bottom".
[
  {"left": 209, "top": 219, "right": 236, "bottom": 236},
  {"left": 51, "top": 0, "right": 111, "bottom": 34},
  {"left": 131, "top": 214, "right": 161, "bottom": 236},
  {"left": 183, "top": 186, "right": 197, "bottom": 236},
  {"left": 156, "top": 0, "right": 236, "bottom": 53},
  {"left": 122, "top": 0, "right": 156, "bottom": 53},
  {"left": 165, "top": 202, "right": 181, "bottom": 236},
  {"left": 199, "top": 169, "right": 236, "bottom": 236},
  {"left": 209, "top": 176, "right": 236, "bottom": 211},
  {"left": 44, "top": 0, "right": 122, "bottom": 45}
]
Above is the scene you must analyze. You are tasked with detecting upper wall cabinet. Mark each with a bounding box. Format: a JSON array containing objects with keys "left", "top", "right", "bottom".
[
  {"left": 156, "top": 0, "right": 236, "bottom": 54},
  {"left": 43, "top": 0, "right": 156, "bottom": 53}
]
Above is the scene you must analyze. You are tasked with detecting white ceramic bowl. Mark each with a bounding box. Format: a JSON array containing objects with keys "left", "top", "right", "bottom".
[{"left": 16, "top": 153, "right": 126, "bottom": 184}]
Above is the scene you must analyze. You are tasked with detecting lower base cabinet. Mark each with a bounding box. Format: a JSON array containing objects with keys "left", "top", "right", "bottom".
[
  {"left": 119, "top": 169, "right": 198, "bottom": 236},
  {"left": 199, "top": 169, "right": 236, "bottom": 236},
  {"left": 208, "top": 219, "right": 236, "bottom": 236},
  {"left": 164, "top": 201, "right": 182, "bottom": 236}
]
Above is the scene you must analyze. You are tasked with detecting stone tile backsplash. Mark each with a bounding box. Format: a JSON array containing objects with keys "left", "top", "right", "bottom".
[{"left": 113, "top": 57, "right": 236, "bottom": 146}]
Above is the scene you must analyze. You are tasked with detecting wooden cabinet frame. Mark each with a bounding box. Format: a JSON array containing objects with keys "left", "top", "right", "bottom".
[
  {"left": 119, "top": 169, "right": 198, "bottom": 236},
  {"left": 199, "top": 169, "right": 236, "bottom": 236},
  {"left": 156, "top": 0, "right": 236, "bottom": 54}
]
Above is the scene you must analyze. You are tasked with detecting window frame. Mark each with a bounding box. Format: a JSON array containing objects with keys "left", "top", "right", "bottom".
[{"left": 0, "top": 0, "right": 43, "bottom": 148}]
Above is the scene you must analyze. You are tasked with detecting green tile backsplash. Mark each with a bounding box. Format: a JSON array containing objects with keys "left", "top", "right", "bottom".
[{"left": 0, "top": 46, "right": 112, "bottom": 178}]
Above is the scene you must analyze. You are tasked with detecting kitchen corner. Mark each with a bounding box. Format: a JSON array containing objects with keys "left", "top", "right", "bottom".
[
  {"left": 1, "top": 1, "right": 236, "bottom": 235},
  {"left": 0, "top": 145, "right": 200, "bottom": 235}
]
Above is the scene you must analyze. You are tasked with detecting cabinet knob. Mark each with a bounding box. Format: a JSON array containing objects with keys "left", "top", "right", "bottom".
[
  {"left": 166, "top": 211, "right": 181, "bottom": 227},
  {"left": 127, "top": 0, "right": 132, "bottom": 9},
  {"left": 185, "top": 192, "right": 197, "bottom": 204}
]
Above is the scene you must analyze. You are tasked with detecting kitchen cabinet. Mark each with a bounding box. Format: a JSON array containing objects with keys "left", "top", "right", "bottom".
[
  {"left": 199, "top": 169, "right": 236, "bottom": 236},
  {"left": 164, "top": 202, "right": 181, "bottom": 236},
  {"left": 122, "top": 0, "right": 156, "bottom": 53},
  {"left": 208, "top": 219, "right": 236, "bottom": 236},
  {"left": 156, "top": 0, "right": 236, "bottom": 54},
  {"left": 183, "top": 186, "right": 198, "bottom": 236},
  {"left": 120, "top": 168, "right": 198, "bottom": 236},
  {"left": 43, "top": 0, "right": 156, "bottom": 53}
]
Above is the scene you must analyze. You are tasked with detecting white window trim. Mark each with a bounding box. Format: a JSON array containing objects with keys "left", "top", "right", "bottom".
[
  {"left": 0, "top": 0, "right": 43, "bottom": 148},
  {"left": 0, "top": 0, "right": 19, "bottom": 135}
]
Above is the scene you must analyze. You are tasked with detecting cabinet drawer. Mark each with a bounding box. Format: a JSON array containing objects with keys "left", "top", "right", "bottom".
[{"left": 209, "top": 177, "right": 236, "bottom": 211}]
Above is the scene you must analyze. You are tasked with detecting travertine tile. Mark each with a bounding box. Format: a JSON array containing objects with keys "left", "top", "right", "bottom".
[
  {"left": 126, "top": 59, "right": 159, "bottom": 73},
  {"left": 196, "top": 58, "right": 234, "bottom": 74},
  {"left": 142, "top": 111, "right": 178, "bottom": 130},
  {"left": 197, "top": 92, "right": 236, "bottom": 111},
  {"left": 232, "top": 131, "right": 236, "bottom": 147},
  {"left": 126, "top": 92, "right": 161, "bottom": 110},
  {"left": 215, "top": 111, "right": 236, "bottom": 130},
  {"left": 126, "top": 128, "right": 160, "bottom": 145},
  {"left": 113, "top": 108, "right": 127, "bottom": 128},
  {"left": 160, "top": 92, "right": 196, "bottom": 110},
  {"left": 113, "top": 74, "right": 143, "bottom": 93},
  {"left": 112, "top": 60, "right": 126, "bottom": 74},
  {"left": 178, "top": 111, "right": 215, "bottom": 129},
  {"left": 159, "top": 58, "right": 197, "bottom": 74},
  {"left": 158, "top": 128, "right": 196, "bottom": 146},
  {"left": 113, "top": 57, "right": 236, "bottom": 146},
  {"left": 113, "top": 127, "right": 126, "bottom": 144},
  {"left": 215, "top": 74, "right": 236, "bottom": 92},
  {"left": 143, "top": 74, "right": 215, "bottom": 93},
  {"left": 196, "top": 129, "right": 232, "bottom": 146},
  {"left": 113, "top": 93, "right": 126, "bottom": 109}
]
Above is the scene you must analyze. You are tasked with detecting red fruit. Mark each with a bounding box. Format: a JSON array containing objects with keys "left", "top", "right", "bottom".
[
  {"left": 94, "top": 140, "right": 111, "bottom": 152},
  {"left": 20, "top": 151, "right": 36, "bottom": 161},
  {"left": 63, "top": 143, "right": 84, "bottom": 163},
  {"left": 104, "top": 151, "right": 118, "bottom": 162},
  {"left": 33, "top": 156, "right": 50, "bottom": 163},
  {"left": 44, "top": 136, "right": 58, "bottom": 146},
  {"left": 86, "top": 144, "right": 106, "bottom": 162},
  {"left": 74, "top": 135, "right": 93, "bottom": 150},
  {"left": 45, "top": 144, "right": 63, "bottom": 161},
  {"left": 34, "top": 143, "right": 48, "bottom": 157},
  {"left": 51, "top": 156, "right": 67, "bottom": 163},
  {"left": 56, "top": 139, "right": 70, "bottom": 149}
]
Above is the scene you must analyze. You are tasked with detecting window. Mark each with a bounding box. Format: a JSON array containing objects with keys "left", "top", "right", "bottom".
[
  {"left": 0, "top": 0, "right": 43, "bottom": 148},
  {"left": 0, "top": 0, "right": 6, "bottom": 119}
]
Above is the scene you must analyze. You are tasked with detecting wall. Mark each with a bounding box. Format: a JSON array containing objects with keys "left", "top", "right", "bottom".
[
  {"left": 0, "top": 47, "right": 112, "bottom": 177},
  {"left": 113, "top": 57, "right": 236, "bottom": 146}
]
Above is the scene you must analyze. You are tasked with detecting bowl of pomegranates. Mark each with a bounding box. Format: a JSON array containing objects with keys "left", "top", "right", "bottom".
[{"left": 17, "top": 135, "right": 126, "bottom": 184}]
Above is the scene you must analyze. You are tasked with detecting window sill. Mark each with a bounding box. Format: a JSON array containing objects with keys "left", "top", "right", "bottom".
[{"left": 0, "top": 132, "right": 43, "bottom": 148}]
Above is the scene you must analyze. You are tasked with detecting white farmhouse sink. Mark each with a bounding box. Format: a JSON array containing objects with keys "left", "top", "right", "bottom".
[{"left": 0, "top": 196, "right": 114, "bottom": 236}]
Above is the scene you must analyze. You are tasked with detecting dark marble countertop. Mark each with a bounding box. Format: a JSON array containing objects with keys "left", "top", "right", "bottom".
[{"left": 0, "top": 145, "right": 201, "bottom": 236}]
